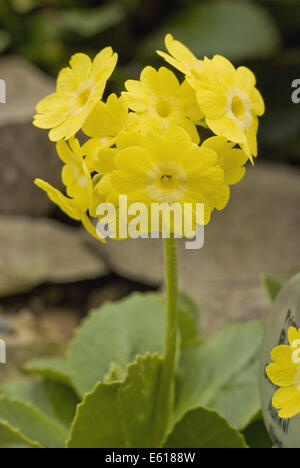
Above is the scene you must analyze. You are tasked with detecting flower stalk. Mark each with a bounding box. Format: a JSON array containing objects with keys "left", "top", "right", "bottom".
[{"left": 154, "top": 235, "right": 179, "bottom": 447}]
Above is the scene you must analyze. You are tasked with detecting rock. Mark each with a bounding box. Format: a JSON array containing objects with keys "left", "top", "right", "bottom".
[
  {"left": 0, "top": 307, "right": 79, "bottom": 384},
  {"left": 0, "top": 216, "right": 109, "bottom": 297},
  {"left": 0, "top": 56, "right": 62, "bottom": 216},
  {"left": 90, "top": 163, "right": 300, "bottom": 335}
]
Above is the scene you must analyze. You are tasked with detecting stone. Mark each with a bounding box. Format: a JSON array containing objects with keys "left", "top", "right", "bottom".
[
  {"left": 90, "top": 163, "right": 300, "bottom": 335},
  {"left": 0, "top": 216, "right": 109, "bottom": 297},
  {"left": 0, "top": 56, "right": 62, "bottom": 216}
]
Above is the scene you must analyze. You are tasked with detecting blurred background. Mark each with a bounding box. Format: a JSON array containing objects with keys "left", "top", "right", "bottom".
[{"left": 0, "top": 0, "right": 300, "bottom": 382}]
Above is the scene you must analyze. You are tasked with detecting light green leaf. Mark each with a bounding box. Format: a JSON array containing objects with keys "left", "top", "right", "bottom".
[
  {"left": 67, "top": 382, "right": 125, "bottom": 449},
  {"left": 62, "top": 5, "right": 125, "bottom": 38},
  {"left": 261, "top": 274, "right": 284, "bottom": 302},
  {"left": 24, "top": 357, "right": 72, "bottom": 387},
  {"left": 68, "top": 293, "right": 166, "bottom": 397},
  {"left": 164, "top": 407, "right": 247, "bottom": 448},
  {"left": 0, "top": 397, "right": 67, "bottom": 448},
  {"left": 0, "top": 424, "right": 31, "bottom": 448},
  {"left": 142, "top": 0, "right": 280, "bottom": 61},
  {"left": 175, "top": 322, "right": 265, "bottom": 430},
  {"left": 178, "top": 291, "right": 201, "bottom": 346},
  {"left": 68, "top": 354, "right": 167, "bottom": 448},
  {"left": 1, "top": 378, "right": 79, "bottom": 431},
  {"left": 118, "top": 354, "right": 162, "bottom": 448}
]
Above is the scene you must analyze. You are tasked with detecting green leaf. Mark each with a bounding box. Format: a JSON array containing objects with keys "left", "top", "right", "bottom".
[
  {"left": 0, "top": 397, "right": 68, "bottom": 448},
  {"left": 164, "top": 407, "right": 247, "bottom": 448},
  {"left": 24, "top": 357, "right": 72, "bottom": 387},
  {"left": 175, "top": 322, "right": 265, "bottom": 430},
  {"left": 67, "top": 382, "right": 125, "bottom": 449},
  {"left": 1, "top": 378, "right": 79, "bottom": 431},
  {"left": 242, "top": 415, "right": 273, "bottom": 449},
  {"left": 68, "top": 354, "right": 165, "bottom": 448},
  {"left": 68, "top": 293, "right": 166, "bottom": 397},
  {"left": 142, "top": 0, "right": 280, "bottom": 61},
  {"left": 62, "top": 5, "right": 125, "bottom": 38},
  {"left": 261, "top": 274, "right": 284, "bottom": 302},
  {"left": 0, "top": 424, "right": 31, "bottom": 448},
  {"left": 178, "top": 291, "right": 201, "bottom": 346},
  {"left": 0, "top": 30, "right": 10, "bottom": 53},
  {"left": 118, "top": 354, "right": 162, "bottom": 448}
]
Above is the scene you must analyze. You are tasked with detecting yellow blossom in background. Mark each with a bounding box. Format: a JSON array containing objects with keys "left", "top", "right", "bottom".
[
  {"left": 123, "top": 66, "right": 203, "bottom": 143},
  {"left": 33, "top": 48, "right": 118, "bottom": 142},
  {"left": 82, "top": 94, "right": 138, "bottom": 171},
  {"left": 266, "top": 327, "right": 300, "bottom": 419}
]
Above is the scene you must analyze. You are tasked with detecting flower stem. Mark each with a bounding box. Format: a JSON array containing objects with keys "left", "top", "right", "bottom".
[{"left": 154, "top": 236, "right": 179, "bottom": 447}]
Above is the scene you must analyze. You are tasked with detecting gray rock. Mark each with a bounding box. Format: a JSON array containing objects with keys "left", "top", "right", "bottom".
[
  {"left": 91, "top": 162, "right": 300, "bottom": 335},
  {"left": 0, "top": 56, "right": 62, "bottom": 216},
  {"left": 0, "top": 216, "right": 109, "bottom": 297}
]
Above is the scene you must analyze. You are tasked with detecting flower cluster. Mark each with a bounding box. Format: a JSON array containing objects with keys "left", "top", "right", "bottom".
[
  {"left": 34, "top": 35, "right": 264, "bottom": 241},
  {"left": 266, "top": 327, "right": 300, "bottom": 419}
]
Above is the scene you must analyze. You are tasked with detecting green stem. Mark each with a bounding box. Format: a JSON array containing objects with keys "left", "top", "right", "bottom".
[{"left": 154, "top": 236, "right": 179, "bottom": 447}]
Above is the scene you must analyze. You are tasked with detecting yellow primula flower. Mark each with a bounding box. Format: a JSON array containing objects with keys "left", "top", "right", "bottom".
[
  {"left": 191, "top": 56, "right": 265, "bottom": 162},
  {"left": 98, "top": 126, "right": 225, "bottom": 234},
  {"left": 157, "top": 35, "right": 265, "bottom": 162},
  {"left": 123, "top": 66, "right": 203, "bottom": 143},
  {"left": 157, "top": 34, "right": 203, "bottom": 86},
  {"left": 266, "top": 327, "right": 300, "bottom": 419},
  {"left": 34, "top": 179, "right": 103, "bottom": 242},
  {"left": 33, "top": 48, "right": 118, "bottom": 142}
]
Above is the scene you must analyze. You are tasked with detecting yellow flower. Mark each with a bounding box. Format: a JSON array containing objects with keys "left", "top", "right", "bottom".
[
  {"left": 57, "top": 138, "right": 92, "bottom": 212},
  {"left": 202, "top": 136, "right": 248, "bottom": 211},
  {"left": 100, "top": 126, "right": 225, "bottom": 234},
  {"left": 123, "top": 66, "right": 203, "bottom": 143},
  {"left": 157, "top": 34, "right": 203, "bottom": 85},
  {"left": 157, "top": 35, "right": 265, "bottom": 162},
  {"left": 33, "top": 48, "right": 118, "bottom": 142},
  {"left": 266, "top": 327, "right": 300, "bottom": 419},
  {"left": 34, "top": 179, "right": 103, "bottom": 242},
  {"left": 81, "top": 94, "right": 138, "bottom": 171},
  {"left": 192, "top": 56, "right": 265, "bottom": 162}
]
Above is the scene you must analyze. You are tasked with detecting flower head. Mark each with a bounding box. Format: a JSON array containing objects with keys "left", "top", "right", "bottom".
[
  {"left": 123, "top": 66, "right": 203, "bottom": 143},
  {"left": 266, "top": 327, "right": 300, "bottom": 419},
  {"left": 33, "top": 48, "right": 118, "bottom": 142}
]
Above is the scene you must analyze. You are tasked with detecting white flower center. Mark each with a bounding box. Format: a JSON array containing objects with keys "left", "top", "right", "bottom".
[
  {"left": 146, "top": 163, "right": 187, "bottom": 203},
  {"left": 292, "top": 339, "right": 300, "bottom": 364},
  {"left": 226, "top": 86, "right": 252, "bottom": 131},
  {"left": 71, "top": 79, "right": 95, "bottom": 115}
]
